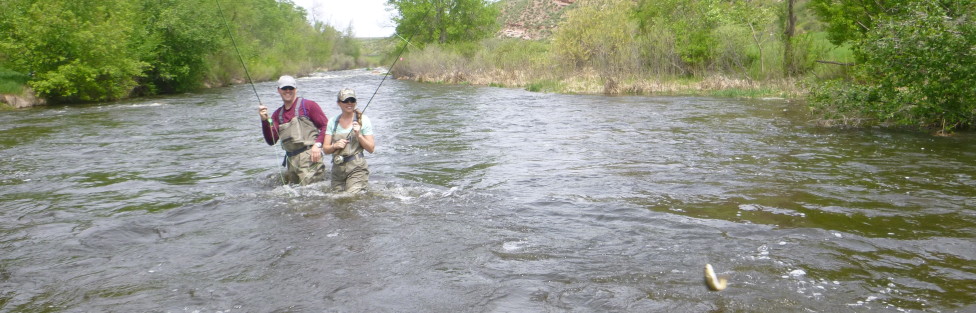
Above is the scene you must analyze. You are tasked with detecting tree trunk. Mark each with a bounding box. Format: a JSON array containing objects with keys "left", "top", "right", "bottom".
[
  {"left": 783, "top": 0, "right": 797, "bottom": 77},
  {"left": 749, "top": 23, "right": 765, "bottom": 75},
  {"left": 436, "top": 0, "right": 447, "bottom": 44}
]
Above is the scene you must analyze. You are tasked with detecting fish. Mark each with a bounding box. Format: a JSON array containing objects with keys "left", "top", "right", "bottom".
[{"left": 704, "top": 263, "right": 728, "bottom": 291}]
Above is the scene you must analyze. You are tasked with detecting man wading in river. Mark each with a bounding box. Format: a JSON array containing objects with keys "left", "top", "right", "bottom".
[{"left": 259, "top": 75, "right": 329, "bottom": 185}]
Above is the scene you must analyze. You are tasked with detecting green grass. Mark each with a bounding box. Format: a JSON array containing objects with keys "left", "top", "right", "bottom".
[
  {"left": 0, "top": 67, "right": 28, "bottom": 94},
  {"left": 525, "top": 79, "right": 562, "bottom": 92},
  {"left": 708, "top": 87, "right": 781, "bottom": 98}
]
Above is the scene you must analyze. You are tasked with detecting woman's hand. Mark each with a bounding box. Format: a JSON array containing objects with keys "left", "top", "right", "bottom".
[
  {"left": 351, "top": 121, "right": 361, "bottom": 133},
  {"left": 332, "top": 139, "right": 349, "bottom": 150}
]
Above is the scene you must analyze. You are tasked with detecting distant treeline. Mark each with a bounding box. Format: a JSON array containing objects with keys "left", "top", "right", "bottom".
[
  {"left": 390, "top": 0, "right": 975, "bottom": 132},
  {"left": 0, "top": 0, "right": 363, "bottom": 103}
]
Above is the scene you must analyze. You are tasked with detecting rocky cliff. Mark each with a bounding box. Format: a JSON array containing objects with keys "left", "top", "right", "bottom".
[{"left": 498, "top": 0, "right": 577, "bottom": 40}]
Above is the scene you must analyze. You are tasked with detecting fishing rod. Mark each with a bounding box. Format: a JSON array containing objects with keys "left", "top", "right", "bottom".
[
  {"left": 358, "top": 9, "right": 431, "bottom": 116},
  {"left": 330, "top": 9, "right": 432, "bottom": 169},
  {"left": 214, "top": 0, "right": 285, "bottom": 185},
  {"left": 341, "top": 8, "right": 432, "bottom": 145},
  {"left": 357, "top": 36, "right": 410, "bottom": 115},
  {"left": 215, "top": 0, "right": 264, "bottom": 112}
]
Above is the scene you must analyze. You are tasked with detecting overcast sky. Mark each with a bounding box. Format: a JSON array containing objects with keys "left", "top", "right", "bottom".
[{"left": 291, "top": 0, "right": 396, "bottom": 38}]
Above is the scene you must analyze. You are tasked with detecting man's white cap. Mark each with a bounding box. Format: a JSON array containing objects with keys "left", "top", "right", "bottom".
[{"left": 277, "top": 75, "right": 297, "bottom": 89}]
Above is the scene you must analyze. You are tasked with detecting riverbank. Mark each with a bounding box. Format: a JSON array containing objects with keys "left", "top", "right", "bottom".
[
  {"left": 393, "top": 66, "right": 809, "bottom": 100},
  {"left": 2, "top": 69, "right": 807, "bottom": 110},
  {"left": 0, "top": 88, "right": 45, "bottom": 109}
]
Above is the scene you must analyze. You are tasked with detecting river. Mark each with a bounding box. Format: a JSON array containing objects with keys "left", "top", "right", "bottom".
[{"left": 1, "top": 70, "right": 974, "bottom": 312}]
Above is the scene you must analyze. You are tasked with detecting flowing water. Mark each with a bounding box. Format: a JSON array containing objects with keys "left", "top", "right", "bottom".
[{"left": 1, "top": 70, "right": 974, "bottom": 312}]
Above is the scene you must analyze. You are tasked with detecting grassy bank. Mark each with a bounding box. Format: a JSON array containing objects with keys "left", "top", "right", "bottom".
[
  {"left": 389, "top": 38, "right": 833, "bottom": 100},
  {"left": 0, "top": 67, "right": 27, "bottom": 95},
  {"left": 0, "top": 67, "right": 28, "bottom": 109}
]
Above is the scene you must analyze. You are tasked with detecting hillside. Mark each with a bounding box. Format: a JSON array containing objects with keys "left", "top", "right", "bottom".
[{"left": 497, "top": 0, "right": 577, "bottom": 40}]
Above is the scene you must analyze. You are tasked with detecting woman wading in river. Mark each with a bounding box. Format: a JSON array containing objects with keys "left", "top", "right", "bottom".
[{"left": 322, "top": 88, "right": 375, "bottom": 193}]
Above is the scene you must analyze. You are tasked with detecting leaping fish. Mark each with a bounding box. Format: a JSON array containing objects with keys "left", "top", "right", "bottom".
[{"left": 704, "top": 264, "right": 728, "bottom": 291}]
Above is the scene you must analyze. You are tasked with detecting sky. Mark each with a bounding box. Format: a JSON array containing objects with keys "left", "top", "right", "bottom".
[{"left": 291, "top": 0, "right": 396, "bottom": 38}]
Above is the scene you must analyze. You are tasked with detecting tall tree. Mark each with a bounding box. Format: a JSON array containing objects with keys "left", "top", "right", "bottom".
[{"left": 387, "top": 0, "right": 499, "bottom": 45}]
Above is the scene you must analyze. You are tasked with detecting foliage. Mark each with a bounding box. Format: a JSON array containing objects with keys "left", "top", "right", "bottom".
[
  {"left": 630, "top": 0, "right": 788, "bottom": 78},
  {"left": 633, "top": 0, "right": 720, "bottom": 75},
  {"left": 525, "top": 79, "right": 563, "bottom": 92},
  {"left": 810, "top": 0, "right": 976, "bottom": 130},
  {"left": 552, "top": 0, "right": 637, "bottom": 74},
  {"left": 808, "top": 0, "right": 913, "bottom": 46},
  {"left": 796, "top": 32, "right": 855, "bottom": 79},
  {"left": 0, "top": 67, "right": 28, "bottom": 94},
  {"left": 0, "top": 0, "right": 359, "bottom": 103},
  {"left": 391, "top": 38, "right": 553, "bottom": 87},
  {"left": 0, "top": 0, "right": 150, "bottom": 102},
  {"left": 139, "top": 0, "right": 222, "bottom": 94},
  {"left": 481, "top": 38, "right": 550, "bottom": 72},
  {"left": 387, "top": 0, "right": 500, "bottom": 46}
]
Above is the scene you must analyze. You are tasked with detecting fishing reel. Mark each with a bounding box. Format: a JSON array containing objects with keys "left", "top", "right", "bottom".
[{"left": 332, "top": 154, "right": 344, "bottom": 165}]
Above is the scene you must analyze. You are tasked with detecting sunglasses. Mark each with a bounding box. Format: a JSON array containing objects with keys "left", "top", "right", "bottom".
[
  {"left": 280, "top": 86, "right": 295, "bottom": 90},
  {"left": 341, "top": 99, "right": 356, "bottom": 104}
]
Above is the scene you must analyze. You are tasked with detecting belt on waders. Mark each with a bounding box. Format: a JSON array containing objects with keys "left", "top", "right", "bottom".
[
  {"left": 333, "top": 152, "right": 365, "bottom": 164},
  {"left": 282, "top": 145, "right": 312, "bottom": 167}
]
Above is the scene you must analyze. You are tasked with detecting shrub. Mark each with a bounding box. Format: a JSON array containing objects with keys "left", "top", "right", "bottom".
[{"left": 811, "top": 1, "right": 976, "bottom": 131}]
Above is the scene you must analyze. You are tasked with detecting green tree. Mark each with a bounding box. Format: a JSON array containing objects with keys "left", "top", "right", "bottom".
[
  {"left": 808, "top": 0, "right": 913, "bottom": 46},
  {"left": 0, "top": 0, "right": 351, "bottom": 103},
  {"left": 552, "top": 0, "right": 637, "bottom": 92},
  {"left": 811, "top": 0, "right": 976, "bottom": 131},
  {"left": 782, "top": 0, "right": 799, "bottom": 77},
  {"left": 727, "top": 1, "right": 777, "bottom": 76},
  {"left": 139, "top": 0, "right": 222, "bottom": 94},
  {"left": 387, "top": 0, "right": 499, "bottom": 45},
  {"left": 1, "top": 0, "right": 150, "bottom": 102},
  {"left": 633, "top": 0, "right": 722, "bottom": 75}
]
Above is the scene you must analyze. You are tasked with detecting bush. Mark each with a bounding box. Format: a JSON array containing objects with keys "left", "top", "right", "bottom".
[
  {"left": 811, "top": 1, "right": 976, "bottom": 131},
  {"left": 480, "top": 38, "right": 551, "bottom": 72},
  {"left": 552, "top": 0, "right": 638, "bottom": 81},
  {"left": 0, "top": 0, "right": 350, "bottom": 103}
]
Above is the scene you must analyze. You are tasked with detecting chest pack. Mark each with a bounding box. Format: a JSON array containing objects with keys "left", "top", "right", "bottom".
[{"left": 275, "top": 98, "right": 319, "bottom": 152}]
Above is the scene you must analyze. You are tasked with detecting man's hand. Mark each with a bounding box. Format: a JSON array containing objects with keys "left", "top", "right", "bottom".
[{"left": 310, "top": 146, "right": 322, "bottom": 162}]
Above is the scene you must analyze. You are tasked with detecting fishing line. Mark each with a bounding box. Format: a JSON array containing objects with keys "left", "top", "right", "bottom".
[
  {"left": 214, "top": 0, "right": 285, "bottom": 185},
  {"left": 343, "top": 8, "right": 432, "bottom": 143},
  {"left": 215, "top": 0, "right": 263, "bottom": 108},
  {"left": 359, "top": 21, "right": 424, "bottom": 115}
]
